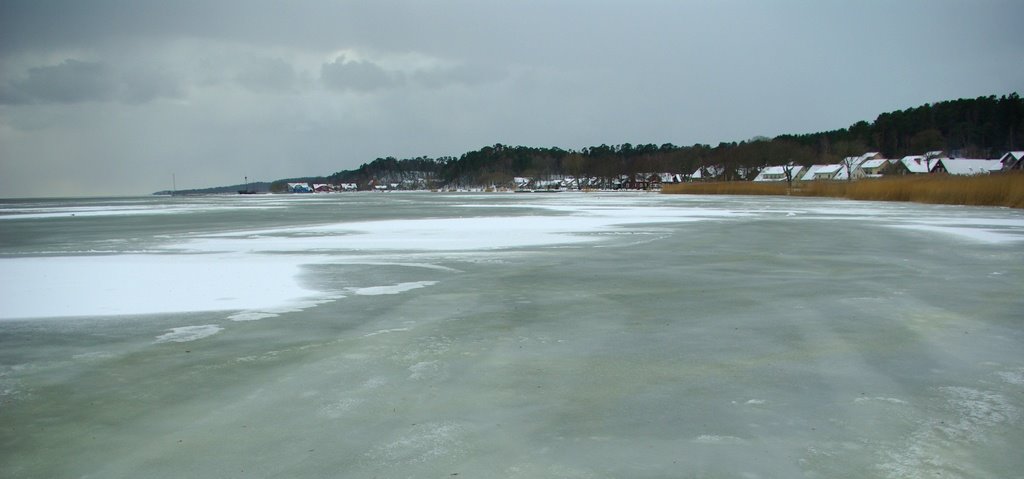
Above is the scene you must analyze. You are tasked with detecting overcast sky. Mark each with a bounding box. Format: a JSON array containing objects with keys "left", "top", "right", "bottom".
[{"left": 1, "top": 0, "right": 1022, "bottom": 197}]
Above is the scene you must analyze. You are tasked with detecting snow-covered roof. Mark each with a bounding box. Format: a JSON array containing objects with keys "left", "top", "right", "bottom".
[
  {"left": 799, "top": 165, "right": 828, "bottom": 180},
  {"left": 900, "top": 156, "right": 936, "bottom": 174},
  {"left": 938, "top": 158, "right": 1003, "bottom": 175},
  {"left": 999, "top": 151, "right": 1024, "bottom": 167},
  {"left": 753, "top": 165, "right": 804, "bottom": 182},
  {"left": 860, "top": 159, "right": 888, "bottom": 169},
  {"left": 840, "top": 152, "right": 881, "bottom": 171},
  {"left": 691, "top": 165, "right": 724, "bottom": 179}
]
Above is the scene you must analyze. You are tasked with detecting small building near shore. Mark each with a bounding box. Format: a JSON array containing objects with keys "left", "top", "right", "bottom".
[
  {"left": 933, "top": 158, "right": 1003, "bottom": 176},
  {"left": 891, "top": 156, "right": 939, "bottom": 175},
  {"left": 859, "top": 159, "right": 889, "bottom": 177},
  {"left": 799, "top": 164, "right": 842, "bottom": 181},
  {"left": 753, "top": 165, "right": 804, "bottom": 182},
  {"left": 999, "top": 151, "right": 1024, "bottom": 170},
  {"left": 691, "top": 165, "right": 724, "bottom": 181}
]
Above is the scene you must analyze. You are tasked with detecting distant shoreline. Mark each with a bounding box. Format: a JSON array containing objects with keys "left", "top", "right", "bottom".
[{"left": 661, "top": 173, "right": 1024, "bottom": 209}]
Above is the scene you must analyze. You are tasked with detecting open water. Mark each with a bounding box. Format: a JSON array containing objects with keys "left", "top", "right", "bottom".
[{"left": 1, "top": 192, "right": 1022, "bottom": 478}]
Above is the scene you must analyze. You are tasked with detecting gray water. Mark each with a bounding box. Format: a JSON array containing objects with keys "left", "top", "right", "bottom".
[{"left": 1, "top": 192, "right": 1022, "bottom": 478}]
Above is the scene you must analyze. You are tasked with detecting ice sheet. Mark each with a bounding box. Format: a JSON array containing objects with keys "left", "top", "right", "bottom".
[
  {"left": 2, "top": 193, "right": 1023, "bottom": 478},
  {"left": 0, "top": 203, "right": 282, "bottom": 220},
  {"left": 4, "top": 194, "right": 1022, "bottom": 320}
]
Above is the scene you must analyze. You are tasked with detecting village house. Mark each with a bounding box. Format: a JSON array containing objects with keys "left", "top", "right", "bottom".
[
  {"left": 655, "top": 172, "right": 683, "bottom": 185},
  {"left": 999, "top": 151, "right": 1024, "bottom": 170},
  {"left": 831, "top": 152, "right": 882, "bottom": 180},
  {"left": 691, "top": 165, "right": 724, "bottom": 181},
  {"left": 887, "top": 155, "right": 940, "bottom": 175},
  {"left": 859, "top": 158, "right": 890, "bottom": 177},
  {"left": 799, "top": 164, "right": 843, "bottom": 181},
  {"left": 753, "top": 165, "right": 804, "bottom": 182},
  {"left": 932, "top": 158, "right": 1003, "bottom": 175}
]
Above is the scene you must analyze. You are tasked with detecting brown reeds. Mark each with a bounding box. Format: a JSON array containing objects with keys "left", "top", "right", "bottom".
[{"left": 661, "top": 172, "right": 1024, "bottom": 209}]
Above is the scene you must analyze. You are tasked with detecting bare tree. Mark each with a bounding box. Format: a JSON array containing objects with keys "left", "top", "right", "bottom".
[
  {"left": 840, "top": 156, "right": 857, "bottom": 182},
  {"left": 782, "top": 162, "right": 796, "bottom": 189}
]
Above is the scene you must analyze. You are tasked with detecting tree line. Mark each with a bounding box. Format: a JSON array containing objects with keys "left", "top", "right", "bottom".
[{"left": 274, "top": 93, "right": 1022, "bottom": 191}]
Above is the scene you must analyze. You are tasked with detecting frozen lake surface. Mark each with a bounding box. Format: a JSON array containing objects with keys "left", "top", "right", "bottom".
[{"left": 1, "top": 192, "right": 1022, "bottom": 478}]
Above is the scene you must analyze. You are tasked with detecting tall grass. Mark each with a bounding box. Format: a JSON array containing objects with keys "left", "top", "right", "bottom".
[{"left": 661, "top": 172, "right": 1024, "bottom": 209}]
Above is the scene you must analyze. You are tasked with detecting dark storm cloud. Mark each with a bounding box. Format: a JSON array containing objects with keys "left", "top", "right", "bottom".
[
  {"left": 0, "top": 59, "right": 182, "bottom": 105},
  {"left": 1, "top": 60, "right": 117, "bottom": 104},
  {"left": 0, "top": 0, "right": 418, "bottom": 56}
]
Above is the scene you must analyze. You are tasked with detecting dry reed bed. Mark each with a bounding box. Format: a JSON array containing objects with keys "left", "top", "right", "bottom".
[{"left": 661, "top": 172, "right": 1024, "bottom": 209}]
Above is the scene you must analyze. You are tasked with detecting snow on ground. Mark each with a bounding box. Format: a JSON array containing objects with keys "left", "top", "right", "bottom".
[{"left": 0, "top": 253, "right": 320, "bottom": 319}]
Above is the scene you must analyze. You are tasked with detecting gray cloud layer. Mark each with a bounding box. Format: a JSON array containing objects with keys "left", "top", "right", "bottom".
[
  {"left": 321, "top": 55, "right": 402, "bottom": 92},
  {"left": 1, "top": 0, "right": 1023, "bottom": 197},
  {"left": 1, "top": 59, "right": 183, "bottom": 105}
]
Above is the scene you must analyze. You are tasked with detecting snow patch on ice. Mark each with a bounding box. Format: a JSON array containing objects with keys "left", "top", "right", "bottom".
[
  {"left": 994, "top": 369, "right": 1024, "bottom": 385},
  {"left": 365, "top": 422, "right": 467, "bottom": 465},
  {"left": 854, "top": 396, "right": 908, "bottom": 405},
  {"left": 318, "top": 397, "right": 364, "bottom": 419},
  {"left": 72, "top": 351, "right": 116, "bottom": 361},
  {"left": 364, "top": 328, "right": 411, "bottom": 337},
  {"left": 349, "top": 281, "right": 438, "bottom": 296},
  {"left": 693, "top": 435, "right": 747, "bottom": 445},
  {"left": 0, "top": 254, "right": 333, "bottom": 320},
  {"left": 154, "top": 325, "right": 223, "bottom": 343},
  {"left": 180, "top": 203, "right": 749, "bottom": 255},
  {"left": 877, "top": 387, "right": 1020, "bottom": 478},
  {"left": 408, "top": 360, "right": 447, "bottom": 381},
  {"left": 227, "top": 294, "right": 343, "bottom": 322},
  {"left": 886, "top": 224, "right": 1024, "bottom": 244},
  {"left": 227, "top": 312, "right": 280, "bottom": 322}
]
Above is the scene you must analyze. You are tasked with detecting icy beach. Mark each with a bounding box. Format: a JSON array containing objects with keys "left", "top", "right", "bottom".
[{"left": 1, "top": 192, "right": 1022, "bottom": 478}]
